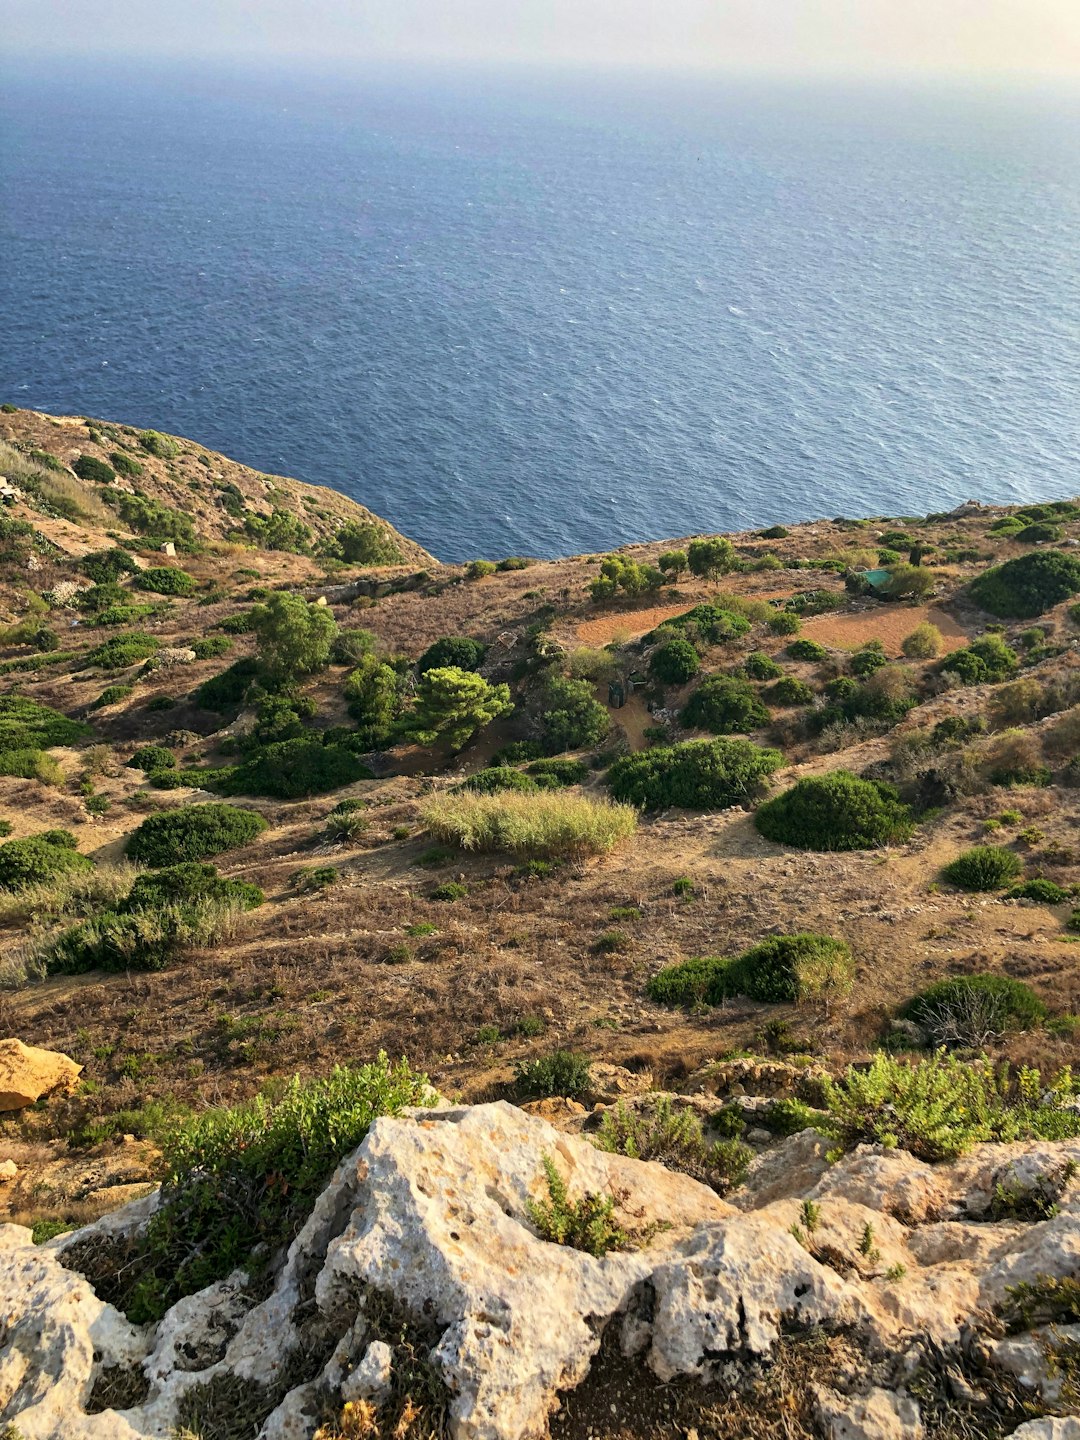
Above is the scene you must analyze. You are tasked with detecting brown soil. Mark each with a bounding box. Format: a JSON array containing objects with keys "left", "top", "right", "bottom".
[{"left": 802, "top": 603, "right": 970, "bottom": 656}]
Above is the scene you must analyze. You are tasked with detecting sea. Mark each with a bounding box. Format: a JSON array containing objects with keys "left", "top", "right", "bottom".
[{"left": 1, "top": 62, "right": 1078, "bottom": 563}]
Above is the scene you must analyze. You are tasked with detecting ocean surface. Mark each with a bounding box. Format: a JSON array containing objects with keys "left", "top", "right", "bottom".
[{"left": 1, "top": 63, "right": 1079, "bottom": 563}]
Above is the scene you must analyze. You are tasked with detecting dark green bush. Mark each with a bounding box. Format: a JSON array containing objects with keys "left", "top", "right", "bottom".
[
  {"left": 194, "top": 658, "right": 260, "bottom": 712},
  {"left": 539, "top": 676, "right": 609, "bottom": 753},
  {"left": 1009, "top": 877, "right": 1068, "bottom": 903},
  {"left": 787, "top": 638, "right": 828, "bottom": 662},
  {"left": 755, "top": 771, "right": 913, "bottom": 851},
  {"left": 243, "top": 508, "right": 312, "bottom": 553},
  {"left": 417, "top": 636, "right": 486, "bottom": 675},
  {"left": 344, "top": 654, "right": 403, "bottom": 747},
  {"left": 767, "top": 611, "right": 801, "bottom": 635},
  {"left": 525, "top": 758, "right": 589, "bottom": 788},
  {"left": 900, "top": 975, "right": 1046, "bottom": 1043},
  {"left": 741, "top": 650, "right": 781, "bottom": 681},
  {"left": 648, "top": 933, "right": 852, "bottom": 1007},
  {"left": 969, "top": 551, "right": 1080, "bottom": 619},
  {"left": 128, "top": 804, "right": 268, "bottom": 866},
  {"left": 84, "top": 631, "right": 160, "bottom": 670},
  {"left": 850, "top": 641, "right": 888, "bottom": 677},
  {"left": 72, "top": 454, "right": 115, "bottom": 484},
  {"left": 92, "top": 683, "right": 133, "bottom": 709},
  {"left": 109, "top": 451, "right": 143, "bottom": 478},
  {"left": 655, "top": 603, "right": 751, "bottom": 647},
  {"left": 0, "top": 695, "right": 90, "bottom": 750},
  {"left": 456, "top": 767, "right": 538, "bottom": 795},
  {"left": 940, "top": 635, "right": 1018, "bottom": 686},
  {"left": 134, "top": 567, "right": 196, "bottom": 597},
  {"left": 764, "top": 676, "right": 815, "bottom": 707},
  {"left": 212, "top": 738, "right": 372, "bottom": 799},
  {"left": 648, "top": 637, "right": 700, "bottom": 685},
  {"left": 80, "top": 548, "right": 139, "bottom": 584},
  {"left": 758, "top": 525, "right": 790, "bottom": 540},
  {"left": 191, "top": 636, "right": 232, "bottom": 661},
  {"left": 330, "top": 628, "right": 377, "bottom": 665},
  {"left": 943, "top": 845, "right": 1023, "bottom": 891},
  {"left": 514, "top": 1050, "right": 593, "bottom": 1100},
  {"left": 128, "top": 745, "right": 176, "bottom": 773},
  {"left": 430, "top": 881, "right": 468, "bottom": 901},
  {"left": 681, "top": 676, "right": 769, "bottom": 734},
  {"left": 322, "top": 520, "right": 402, "bottom": 566},
  {"left": 1016, "top": 522, "right": 1064, "bottom": 544},
  {"left": 0, "top": 832, "right": 91, "bottom": 890},
  {"left": 106, "top": 490, "right": 195, "bottom": 543},
  {"left": 607, "top": 738, "right": 782, "bottom": 811},
  {"left": 218, "top": 609, "right": 257, "bottom": 634}
]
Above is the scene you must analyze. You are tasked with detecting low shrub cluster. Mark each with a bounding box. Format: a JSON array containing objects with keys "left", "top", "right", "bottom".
[
  {"left": 654, "top": 602, "right": 751, "bottom": 648},
  {"left": 0, "top": 831, "right": 91, "bottom": 891},
  {"left": 755, "top": 771, "right": 913, "bottom": 851},
  {"left": 940, "top": 634, "right": 1018, "bottom": 686},
  {"left": 821, "top": 1052, "right": 1080, "bottom": 1161},
  {"left": 607, "top": 737, "right": 783, "bottom": 811},
  {"left": 0, "top": 695, "right": 90, "bottom": 751},
  {"left": 212, "top": 737, "right": 373, "bottom": 799},
  {"left": 942, "top": 845, "right": 1022, "bottom": 891},
  {"left": 84, "top": 631, "right": 160, "bottom": 670},
  {"left": 127, "top": 803, "right": 268, "bottom": 866},
  {"left": 526, "top": 1156, "right": 628, "bottom": 1257},
  {"left": 108, "top": 1056, "right": 431, "bottom": 1321},
  {"left": 134, "top": 566, "right": 196, "bottom": 596},
  {"left": 596, "top": 1097, "right": 752, "bottom": 1195},
  {"left": 649, "top": 636, "right": 700, "bottom": 685},
  {"left": 647, "top": 932, "right": 853, "bottom": 1007},
  {"left": 681, "top": 676, "right": 769, "bottom": 734},
  {"left": 416, "top": 635, "right": 486, "bottom": 675},
  {"left": 900, "top": 975, "right": 1047, "bottom": 1048},
  {"left": 968, "top": 550, "right": 1080, "bottom": 618},
  {"left": 514, "top": 1049, "right": 593, "bottom": 1099},
  {"left": 422, "top": 790, "right": 636, "bottom": 859}
]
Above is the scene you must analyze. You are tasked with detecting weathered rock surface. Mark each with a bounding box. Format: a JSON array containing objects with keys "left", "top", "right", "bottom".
[
  {"left": 1, "top": 1102, "right": 1079, "bottom": 1440},
  {"left": 0, "top": 1038, "right": 82, "bottom": 1111}
]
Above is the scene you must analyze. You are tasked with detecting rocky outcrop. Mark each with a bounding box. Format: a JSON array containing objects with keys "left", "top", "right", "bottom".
[
  {"left": 1, "top": 1101, "right": 1079, "bottom": 1440},
  {"left": 0, "top": 1038, "right": 81, "bottom": 1112}
]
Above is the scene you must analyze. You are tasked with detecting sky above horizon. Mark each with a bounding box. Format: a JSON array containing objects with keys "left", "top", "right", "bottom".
[{"left": 4, "top": 0, "right": 1080, "bottom": 77}]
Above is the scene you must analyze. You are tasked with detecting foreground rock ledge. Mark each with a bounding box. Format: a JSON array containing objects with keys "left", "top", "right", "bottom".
[{"left": 2, "top": 1100, "right": 1080, "bottom": 1439}]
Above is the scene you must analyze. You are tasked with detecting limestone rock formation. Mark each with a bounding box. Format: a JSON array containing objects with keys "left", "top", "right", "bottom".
[
  {"left": 0, "top": 1038, "right": 82, "bottom": 1112},
  {"left": 1, "top": 1100, "right": 1079, "bottom": 1440}
]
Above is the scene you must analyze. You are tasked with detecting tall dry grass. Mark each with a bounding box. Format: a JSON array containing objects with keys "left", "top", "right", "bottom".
[{"left": 422, "top": 789, "right": 637, "bottom": 859}]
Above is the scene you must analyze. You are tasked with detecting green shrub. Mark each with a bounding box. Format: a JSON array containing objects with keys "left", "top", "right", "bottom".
[
  {"left": 344, "top": 654, "right": 402, "bottom": 746},
  {"left": 525, "top": 1155, "right": 628, "bottom": 1257},
  {"left": 538, "top": 675, "right": 609, "bottom": 753},
  {"left": 128, "top": 745, "right": 176, "bottom": 773},
  {"left": 191, "top": 636, "right": 232, "bottom": 661},
  {"left": 969, "top": 551, "right": 1080, "bottom": 618},
  {"left": 687, "top": 536, "right": 737, "bottom": 582},
  {"left": 107, "top": 1057, "right": 430, "bottom": 1321},
  {"left": 430, "top": 881, "right": 468, "bottom": 901},
  {"left": 422, "top": 790, "right": 636, "bottom": 859},
  {"left": 0, "top": 832, "right": 91, "bottom": 890},
  {"left": 656, "top": 603, "right": 751, "bottom": 647},
  {"left": 80, "top": 547, "right": 138, "bottom": 584},
  {"left": 92, "top": 684, "right": 133, "bottom": 709},
  {"left": 329, "top": 628, "right": 377, "bottom": 665},
  {"left": 648, "top": 933, "right": 852, "bottom": 1007},
  {"left": 456, "top": 766, "right": 538, "bottom": 795},
  {"left": 514, "top": 1049, "right": 593, "bottom": 1100},
  {"left": 0, "top": 749, "right": 62, "bottom": 784},
  {"left": 1016, "top": 522, "right": 1065, "bottom": 544},
  {"left": 403, "top": 666, "right": 513, "bottom": 751},
  {"left": 134, "top": 566, "right": 196, "bottom": 596},
  {"left": 755, "top": 771, "right": 913, "bottom": 851},
  {"left": 1009, "top": 877, "right": 1068, "bottom": 903},
  {"left": 137, "top": 429, "right": 180, "bottom": 459},
  {"left": 589, "top": 554, "right": 664, "bottom": 601},
  {"left": 850, "top": 641, "right": 888, "bottom": 677},
  {"left": 525, "top": 757, "right": 588, "bottom": 788},
  {"left": 607, "top": 737, "right": 782, "bottom": 811},
  {"left": 648, "top": 637, "right": 700, "bottom": 685},
  {"left": 820, "top": 1052, "right": 1080, "bottom": 1162},
  {"left": 218, "top": 609, "right": 257, "bottom": 634},
  {"left": 251, "top": 591, "right": 337, "bottom": 682},
  {"left": 195, "top": 658, "right": 260, "bottom": 712},
  {"left": 72, "top": 454, "right": 115, "bottom": 484},
  {"left": 417, "top": 636, "right": 486, "bottom": 676},
  {"left": 764, "top": 676, "right": 814, "bottom": 707},
  {"left": 84, "top": 631, "right": 160, "bottom": 670},
  {"left": 681, "top": 676, "right": 769, "bottom": 734},
  {"left": 109, "top": 450, "right": 143, "bottom": 477},
  {"left": 787, "top": 638, "right": 827, "bottom": 662},
  {"left": 940, "top": 634, "right": 1018, "bottom": 686},
  {"left": 596, "top": 1097, "right": 751, "bottom": 1195},
  {"left": 128, "top": 804, "right": 268, "bottom": 866},
  {"left": 106, "top": 490, "right": 195, "bottom": 543},
  {"left": 901, "top": 622, "right": 943, "bottom": 659},
  {"left": 943, "top": 845, "right": 1022, "bottom": 891},
  {"left": 322, "top": 520, "right": 402, "bottom": 566},
  {"left": 0, "top": 695, "right": 90, "bottom": 750},
  {"left": 123, "top": 862, "right": 263, "bottom": 913},
  {"left": 289, "top": 865, "right": 339, "bottom": 893},
  {"left": 900, "top": 975, "right": 1046, "bottom": 1047},
  {"left": 768, "top": 611, "right": 801, "bottom": 635},
  {"left": 213, "top": 738, "right": 372, "bottom": 799},
  {"left": 466, "top": 560, "right": 497, "bottom": 579},
  {"left": 243, "top": 507, "right": 312, "bottom": 553},
  {"left": 759, "top": 525, "right": 790, "bottom": 540},
  {"left": 741, "top": 650, "right": 782, "bottom": 681}
]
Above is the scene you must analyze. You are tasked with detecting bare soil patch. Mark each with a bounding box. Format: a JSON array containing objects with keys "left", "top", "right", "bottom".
[{"left": 802, "top": 604, "right": 969, "bottom": 656}]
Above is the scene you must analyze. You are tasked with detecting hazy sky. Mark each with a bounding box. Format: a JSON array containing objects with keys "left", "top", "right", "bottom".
[{"left": 4, "top": 0, "right": 1080, "bottom": 75}]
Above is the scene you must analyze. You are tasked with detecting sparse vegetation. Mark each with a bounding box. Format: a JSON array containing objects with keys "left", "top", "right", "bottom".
[{"left": 422, "top": 789, "right": 636, "bottom": 858}]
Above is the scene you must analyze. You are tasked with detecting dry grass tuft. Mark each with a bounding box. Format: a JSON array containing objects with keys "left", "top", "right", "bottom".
[{"left": 422, "top": 790, "right": 637, "bottom": 859}]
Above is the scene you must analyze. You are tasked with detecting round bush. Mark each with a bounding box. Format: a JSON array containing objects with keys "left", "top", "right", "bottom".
[
  {"left": 128, "top": 804, "right": 268, "bottom": 866},
  {"left": 607, "top": 738, "right": 783, "bottom": 811},
  {"left": 755, "top": 771, "right": 913, "bottom": 851},
  {"left": 417, "top": 636, "right": 486, "bottom": 676},
  {"left": 901, "top": 975, "right": 1046, "bottom": 1041},
  {"left": 128, "top": 745, "right": 176, "bottom": 773},
  {"left": 939, "top": 635, "right": 1018, "bottom": 686},
  {"left": 1008, "top": 877, "right": 1068, "bottom": 904},
  {"left": 648, "top": 933, "right": 853, "bottom": 1007},
  {"left": 456, "top": 767, "right": 538, "bottom": 795},
  {"left": 681, "top": 676, "right": 769, "bottom": 735},
  {"left": 134, "top": 567, "right": 196, "bottom": 596},
  {"left": 901, "top": 623, "right": 942, "bottom": 660},
  {"left": 942, "top": 845, "right": 1023, "bottom": 891},
  {"left": 648, "top": 637, "right": 700, "bottom": 686},
  {"left": 0, "top": 833, "right": 92, "bottom": 891},
  {"left": 525, "top": 758, "right": 589, "bottom": 788},
  {"left": 968, "top": 551, "right": 1080, "bottom": 619},
  {"left": 122, "top": 861, "right": 264, "bottom": 913},
  {"left": 514, "top": 1050, "right": 592, "bottom": 1100},
  {"left": 764, "top": 676, "right": 815, "bottom": 707},
  {"left": 215, "top": 739, "right": 373, "bottom": 799},
  {"left": 742, "top": 650, "right": 782, "bottom": 681},
  {"left": 767, "top": 611, "right": 801, "bottom": 636},
  {"left": 72, "top": 454, "right": 115, "bottom": 484},
  {"left": 787, "top": 638, "right": 827, "bottom": 663}
]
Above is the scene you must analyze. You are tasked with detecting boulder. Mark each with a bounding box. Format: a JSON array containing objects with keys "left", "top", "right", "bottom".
[
  {"left": 0, "top": 1039, "right": 82, "bottom": 1112},
  {"left": 814, "top": 1385, "right": 924, "bottom": 1440}
]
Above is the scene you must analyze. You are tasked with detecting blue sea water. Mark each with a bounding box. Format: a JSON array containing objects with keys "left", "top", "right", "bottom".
[{"left": 1, "top": 63, "right": 1079, "bottom": 562}]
